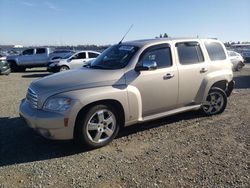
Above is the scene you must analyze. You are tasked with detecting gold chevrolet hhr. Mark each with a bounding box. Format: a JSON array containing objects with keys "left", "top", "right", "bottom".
[{"left": 20, "top": 38, "right": 235, "bottom": 148}]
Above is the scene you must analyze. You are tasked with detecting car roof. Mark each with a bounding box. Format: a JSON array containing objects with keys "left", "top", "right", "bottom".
[
  {"left": 122, "top": 37, "right": 220, "bottom": 47},
  {"left": 74, "top": 50, "right": 100, "bottom": 54}
]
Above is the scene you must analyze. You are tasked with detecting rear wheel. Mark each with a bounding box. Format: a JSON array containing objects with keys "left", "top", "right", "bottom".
[
  {"left": 201, "top": 87, "right": 227, "bottom": 116},
  {"left": 75, "top": 104, "right": 120, "bottom": 148},
  {"left": 60, "top": 65, "right": 69, "bottom": 72}
]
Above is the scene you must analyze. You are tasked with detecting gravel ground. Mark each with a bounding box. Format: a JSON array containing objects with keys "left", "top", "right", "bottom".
[{"left": 0, "top": 66, "right": 250, "bottom": 187}]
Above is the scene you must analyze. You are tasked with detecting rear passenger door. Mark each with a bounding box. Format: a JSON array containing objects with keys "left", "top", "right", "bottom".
[
  {"left": 84, "top": 52, "right": 100, "bottom": 64},
  {"left": 176, "top": 41, "right": 210, "bottom": 106},
  {"left": 87, "top": 52, "right": 100, "bottom": 62}
]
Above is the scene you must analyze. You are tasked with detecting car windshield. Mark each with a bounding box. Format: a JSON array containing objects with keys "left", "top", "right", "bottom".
[
  {"left": 89, "top": 44, "right": 138, "bottom": 69},
  {"left": 62, "top": 52, "right": 74, "bottom": 59}
]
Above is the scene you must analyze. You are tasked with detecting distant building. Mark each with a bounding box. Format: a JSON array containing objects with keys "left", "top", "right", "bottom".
[{"left": 14, "top": 45, "right": 23, "bottom": 48}]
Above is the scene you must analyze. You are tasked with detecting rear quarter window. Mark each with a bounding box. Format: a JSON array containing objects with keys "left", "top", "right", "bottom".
[{"left": 205, "top": 42, "right": 226, "bottom": 61}]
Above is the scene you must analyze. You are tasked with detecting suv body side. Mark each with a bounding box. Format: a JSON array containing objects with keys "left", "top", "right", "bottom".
[
  {"left": 60, "top": 39, "right": 232, "bottom": 130},
  {"left": 19, "top": 38, "right": 234, "bottom": 141},
  {"left": 122, "top": 39, "right": 233, "bottom": 126}
]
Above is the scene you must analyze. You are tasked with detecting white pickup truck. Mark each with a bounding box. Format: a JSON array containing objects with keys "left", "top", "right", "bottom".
[{"left": 7, "top": 47, "right": 73, "bottom": 72}]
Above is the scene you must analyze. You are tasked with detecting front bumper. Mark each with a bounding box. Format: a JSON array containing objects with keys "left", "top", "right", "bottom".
[
  {"left": 47, "top": 65, "right": 60, "bottom": 73},
  {"left": 19, "top": 99, "right": 74, "bottom": 140},
  {"left": 0, "top": 67, "right": 11, "bottom": 75}
]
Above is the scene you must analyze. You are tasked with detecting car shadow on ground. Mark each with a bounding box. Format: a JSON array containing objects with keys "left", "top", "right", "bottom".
[
  {"left": 0, "top": 117, "right": 89, "bottom": 167},
  {"left": 24, "top": 69, "right": 48, "bottom": 73},
  {"left": 22, "top": 73, "right": 51, "bottom": 78},
  {"left": 234, "top": 75, "right": 250, "bottom": 89},
  {"left": 0, "top": 111, "right": 205, "bottom": 167}
]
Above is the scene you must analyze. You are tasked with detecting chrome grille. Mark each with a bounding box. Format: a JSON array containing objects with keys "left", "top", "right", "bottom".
[{"left": 26, "top": 88, "right": 38, "bottom": 108}]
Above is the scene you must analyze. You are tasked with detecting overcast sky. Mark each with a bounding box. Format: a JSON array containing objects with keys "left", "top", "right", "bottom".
[{"left": 0, "top": 0, "right": 249, "bottom": 46}]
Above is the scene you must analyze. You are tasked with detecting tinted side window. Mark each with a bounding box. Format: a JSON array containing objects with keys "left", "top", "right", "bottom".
[
  {"left": 22, "top": 49, "right": 34, "bottom": 55},
  {"left": 141, "top": 47, "right": 172, "bottom": 68},
  {"left": 36, "top": 48, "right": 46, "bottom": 54},
  {"left": 88, "top": 52, "right": 99, "bottom": 58},
  {"left": 73, "top": 52, "right": 86, "bottom": 59},
  {"left": 177, "top": 43, "right": 204, "bottom": 64},
  {"left": 205, "top": 42, "right": 226, "bottom": 61},
  {"left": 78, "top": 52, "right": 86, "bottom": 59}
]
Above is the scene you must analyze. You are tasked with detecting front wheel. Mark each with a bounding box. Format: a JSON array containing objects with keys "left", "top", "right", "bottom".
[
  {"left": 10, "top": 63, "right": 26, "bottom": 72},
  {"left": 59, "top": 65, "right": 69, "bottom": 72},
  {"left": 201, "top": 87, "right": 227, "bottom": 116},
  {"left": 75, "top": 104, "right": 120, "bottom": 148}
]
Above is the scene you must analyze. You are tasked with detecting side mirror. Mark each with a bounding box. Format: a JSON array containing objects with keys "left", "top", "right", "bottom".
[{"left": 135, "top": 60, "right": 157, "bottom": 71}]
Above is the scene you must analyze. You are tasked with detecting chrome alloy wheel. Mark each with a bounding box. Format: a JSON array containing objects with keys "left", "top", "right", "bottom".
[
  {"left": 202, "top": 92, "right": 224, "bottom": 115},
  {"left": 86, "top": 109, "right": 116, "bottom": 144},
  {"left": 60, "top": 66, "right": 69, "bottom": 71}
]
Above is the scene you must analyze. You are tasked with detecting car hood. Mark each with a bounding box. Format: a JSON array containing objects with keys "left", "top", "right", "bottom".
[
  {"left": 30, "top": 67, "right": 125, "bottom": 98},
  {"left": 6, "top": 55, "right": 19, "bottom": 60}
]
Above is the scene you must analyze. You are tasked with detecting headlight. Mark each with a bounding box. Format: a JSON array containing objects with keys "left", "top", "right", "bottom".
[
  {"left": 44, "top": 97, "right": 72, "bottom": 111},
  {"left": 49, "top": 63, "right": 56, "bottom": 67}
]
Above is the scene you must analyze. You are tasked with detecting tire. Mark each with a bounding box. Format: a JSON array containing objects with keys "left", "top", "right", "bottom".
[
  {"left": 19, "top": 67, "right": 26, "bottom": 72},
  {"left": 10, "top": 62, "right": 25, "bottom": 72},
  {"left": 201, "top": 87, "right": 227, "bottom": 116},
  {"left": 10, "top": 62, "right": 18, "bottom": 72},
  {"left": 75, "top": 104, "right": 120, "bottom": 149},
  {"left": 59, "top": 65, "right": 69, "bottom": 72}
]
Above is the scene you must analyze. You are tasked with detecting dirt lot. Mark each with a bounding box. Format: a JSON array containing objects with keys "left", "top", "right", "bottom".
[{"left": 0, "top": 66, "right": 249, "bottom": 187}]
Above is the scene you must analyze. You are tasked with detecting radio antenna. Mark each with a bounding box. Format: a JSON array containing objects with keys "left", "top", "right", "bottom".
[{"left": 119, "top": 24, "right": 134, "bottom": 44}]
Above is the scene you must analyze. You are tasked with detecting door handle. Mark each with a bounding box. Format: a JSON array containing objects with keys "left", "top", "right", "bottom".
[
  {"left": 200, "top": 68, "right": 208, "bottom": 73},
  {"left": 163, "top": 73, "right": 175, "bottom": 80}
]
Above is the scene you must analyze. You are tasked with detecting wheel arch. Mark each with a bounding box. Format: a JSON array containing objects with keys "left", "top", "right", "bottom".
[
  {"left": 74, "top": 99, "right": 125, "bottom": 139},
  {"left": 7, "top": 60, "right": 17, "bottom": 66},
  {"left": 211, "top": 80, "right": 228, "bottom": 91},
  {"left": 198, "top": 71, "right": 233, "bottom": 103}
]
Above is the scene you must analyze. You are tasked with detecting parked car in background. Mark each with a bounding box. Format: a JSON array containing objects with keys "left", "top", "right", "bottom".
[
  {"left": 49, "top": 49, "right": 75, "bottom": 60},
  {"left": 20, "top": 38, "right": 234, "bottom": 149},
  {"left": 7, "top": 47, "right": 74, "bottom": 72},
  {"left": 0, "top": 56, "right": 10, "bottom": 75},
  {"left": 241, "top": 51, "right": 250, "bottom": 62},
  {"left": 231, "top": 44, "right": 250, "bottom": 62},
  {"left": 7, "top": 47, "right": 52, "bottom": 72},
  {"left": 227, "top": 50, "right": 245, "bottom": 71},
  {"left": 47, "top": 50, "right": 100, "bottom": 72}
]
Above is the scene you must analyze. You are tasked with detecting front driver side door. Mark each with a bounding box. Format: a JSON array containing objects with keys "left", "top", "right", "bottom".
[
  {"left": 70, "top": 52, "right": 87, "bottom": 69},
  {"left": 19, "top": 49, "right": 35, "bottom": 66},
  {"left": 128, "top": 43, "right": 178, "bottom": 117}
]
